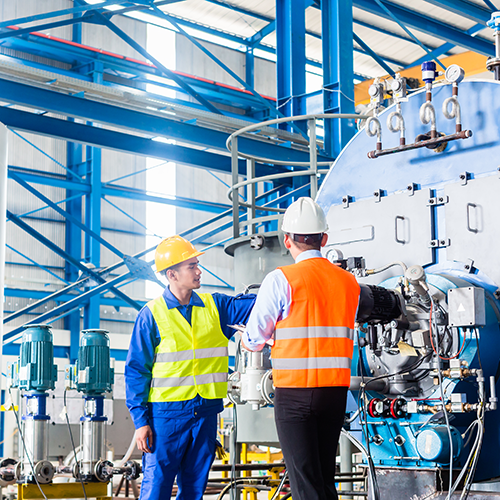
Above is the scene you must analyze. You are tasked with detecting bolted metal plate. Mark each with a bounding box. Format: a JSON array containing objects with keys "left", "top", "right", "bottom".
[
  {"left": 445, "top": 174, "right": 500, "bottom": 288},
  {"left": 323, "top": 188, "right": 433, "bottom": 285}
]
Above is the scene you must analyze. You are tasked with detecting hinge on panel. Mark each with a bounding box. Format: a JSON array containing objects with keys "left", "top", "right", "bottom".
[
  {"left": 460, "top": 171, "right": 471, "bottom": 185},
  {"left": 373, "top": 189, "right": 385, "bottom": 203},
  {"left": 464, "top": 258, "right": 475, "bottom": 273},
  {"left": 429, "top": 239, "right": 450, "bottom": 248},
  {"left": 427, "top": 195, "right": 449, "bottom": 207},
  {"left": 407, "top": 183, "right": 418, "bottom": 196},
  {"left": 342, "top": 195, "right": 352, "bottom": 208}
]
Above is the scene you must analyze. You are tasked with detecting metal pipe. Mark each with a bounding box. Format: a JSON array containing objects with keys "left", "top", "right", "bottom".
[
  {"left": 442, "top": 96, "right": 462, "bottom": 133},
  {"left": 349, "top": 376, "right": 387, "bottom": 392},
  {"left": 387, "top": 103, "right": 405, "bottom": 145},
  {"left": 0, "top": 123, "right": 8, "bottom": 381},
  {"left": 420, "top": 101, "right": 437, "bottom": 138},
  {"left": 340, "top": 433, "right": 353, "bottom": 499},
  {"left": 365, "top": 117, "right": 382, "bottom": 151},
  {"left": 246, "top": 159, "right": 256, "bottom": 235},
  {"left": 309, "top": 118, "right": 318, "bottom": 198},
  {"left": 368, "top": 129, "right": 472, "bottom": 159}
]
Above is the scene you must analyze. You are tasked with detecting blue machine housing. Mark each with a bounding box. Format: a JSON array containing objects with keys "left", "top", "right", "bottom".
[
  {"left": 10, "top": 324, "right": 57, "bottom": 394},
  {"left": 75, "top": 329, "right": 114, "bottom": 396},
  {"left": 317, "top": 80, "right": 500, "bottom": 482}
]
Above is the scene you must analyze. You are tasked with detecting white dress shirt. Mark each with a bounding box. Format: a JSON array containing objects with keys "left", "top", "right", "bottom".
[{"left": 242, "top": 249, "right": 324, "bottom": 351}]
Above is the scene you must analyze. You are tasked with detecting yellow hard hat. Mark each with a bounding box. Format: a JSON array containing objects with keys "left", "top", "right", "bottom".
[{"left": 155, "top": 236, "right": 204, "bottom": 272}]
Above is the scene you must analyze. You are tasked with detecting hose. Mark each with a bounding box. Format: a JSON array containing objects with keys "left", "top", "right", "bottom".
[{"left": 117, "top": 431, "right": 137, "bottom": 467}]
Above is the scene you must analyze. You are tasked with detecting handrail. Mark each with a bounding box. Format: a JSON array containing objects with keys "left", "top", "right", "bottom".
[{"left": 228, "top": 113, "right": 366, "bottom": 238}]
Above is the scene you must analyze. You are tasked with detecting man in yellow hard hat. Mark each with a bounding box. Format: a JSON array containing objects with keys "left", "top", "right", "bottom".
[{"left": 125, "top": 236, "right": 255, "bottom": 500}]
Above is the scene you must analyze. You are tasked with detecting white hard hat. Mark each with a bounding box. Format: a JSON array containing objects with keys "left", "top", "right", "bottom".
[{"left": 281, "top": 197, "right": 328, "bottom": 234}]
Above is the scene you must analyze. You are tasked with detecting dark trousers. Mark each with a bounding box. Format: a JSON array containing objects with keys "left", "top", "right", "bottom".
[{"left": 274, "top": 386, "right": 348, "bottom": 500}]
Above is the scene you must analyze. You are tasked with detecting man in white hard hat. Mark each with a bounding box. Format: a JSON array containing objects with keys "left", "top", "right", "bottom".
[
  {"left": 242, "top": 197, "right": 360, "bottom": 500},
  {"left": 125, "top": 236, "right": 255, "bottom": 500}
]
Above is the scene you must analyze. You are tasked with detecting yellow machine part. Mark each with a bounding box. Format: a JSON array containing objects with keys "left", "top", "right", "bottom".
[{"left": 17, "top": 482, "right": 111, "bottom": 500}]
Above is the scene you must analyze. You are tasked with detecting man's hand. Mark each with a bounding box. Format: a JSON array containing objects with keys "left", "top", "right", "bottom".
[{"left": 136, "top": 425, "right": 153, "bottom": 453}]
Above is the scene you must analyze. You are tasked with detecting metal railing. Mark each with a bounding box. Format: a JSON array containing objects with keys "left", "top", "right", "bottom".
[{"left": 227, "top": 113, "right": 366, "bottom": 239}]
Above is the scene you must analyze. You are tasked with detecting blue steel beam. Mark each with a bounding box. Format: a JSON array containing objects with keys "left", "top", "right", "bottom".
[
  {"left": 102, "top": 185, "right": 230, "bottom": 213},
  {"left": 6, "top": 209, "right": 141, "bottom": 311},
  {"left": 408, "top": 23, "right": 486, "bottom": 68},
  {"left": 150, "top": 8, "right": 273, "bottom": 110},
  {"left": 352, "top": 0, "right": 494, "bottom": 56},
  {"left": 353, "top": 33, "right": 395, "bottom": 76},
  {"left": 3, "top": 271, "right": 136, "bottom": 344},
  {"left": 248, "top": 21, "right": 276, "bottom": 47},
  {"left": 10, "top": 172, "right": 127, "bottom": 260},
  {"left": 149, "top": 6, "right": 307, "bottom": 138},
  {"left": 276, "top": 0, "right": 307, "bottom": 131},
  {"left": 4, "top": 287, "right": 146, "bottom": 310},
  {"left": 7, "top": 166, "right": 234, "bottom": 213},
  {"left": 74, "top": 0, "right": 222, "bottom": 115},
  {"left": 0, "top": 79, "right": 327, "bottom": 164},
  {"left": 421, "top": 0, "right": 492, "bottom": 25},
  {"left": 322, "top": 0, "right": 356, "bottom": 157},
  {"left": 0, "top": 1, "right": 130, "bottom": 29}
]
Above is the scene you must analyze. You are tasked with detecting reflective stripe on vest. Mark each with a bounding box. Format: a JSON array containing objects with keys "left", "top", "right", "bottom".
[
  {"left": 147, "top": 293, "right": 229, "bottom": 402},
  {"left": 273, "top": 258, "right": 360, "bottom": 388}
]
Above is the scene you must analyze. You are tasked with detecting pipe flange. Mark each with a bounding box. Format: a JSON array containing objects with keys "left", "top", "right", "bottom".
[
  {"left": 34, "top": 460, "right": 55, "bottom": 484},
  {"left": 14, "top": 461, "right": 21, "bottom": 481},
  {"left": 123, "top": 460, "right": 141, "bottom": 481},
  {"left": 94, "top": 460, "right": 113, "bottom": 482},
  {"left": 72, "top": 462, "right": 80, "bottom": 480},
  {"left": 227, "top": 372, "right": 242, "bottom": 405},
  {"left": 486, "top": 56, "right": 500, "bottom": 72}
]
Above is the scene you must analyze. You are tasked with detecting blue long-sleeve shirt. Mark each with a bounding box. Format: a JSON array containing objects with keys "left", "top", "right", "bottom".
[{"left": 125, "top": 287, "right": 255, "bottom": 428}]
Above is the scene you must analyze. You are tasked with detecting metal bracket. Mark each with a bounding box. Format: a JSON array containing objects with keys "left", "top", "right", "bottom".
[
  {"left": 342, "top": 195, "right": 352, "bottom": 208},
  {"left": 429, "top": 238, "right": 450, "bottom": 248},
  {"left": 427, "top": 195, "right": 449, "bottom": 207},
  {"left": 407, "top": 183, "right": 418, "bottom": 196},
  {"left": 464, "top": 259, "right": 475, "bottom": 273},
  {"left": 460, "top": 171, "right": 471, "bottom": 185},
  {"left": 124, "top": 255, "right": 161, "bottom": 283},
  {"left": 373, "top": 189, "right": 384, "bottom": 203}
]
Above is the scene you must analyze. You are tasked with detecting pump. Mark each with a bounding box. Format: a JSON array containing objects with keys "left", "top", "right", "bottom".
[
  {"left": 8, "top": 324, "right": 57, "bottom": 484},
  {"left": 66, "top": 329, "right": 115, "bottom": 482}
]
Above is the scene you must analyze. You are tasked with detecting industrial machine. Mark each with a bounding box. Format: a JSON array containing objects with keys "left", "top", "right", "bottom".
[
  {"left": 3, "top": 325, "right": 140, "bottom": 499},
  {"left": 226, "top": 15, "right": 500, "bottom": 499},
  {"left": 7, "top": 324, "right": 58, "bottom": 485}
]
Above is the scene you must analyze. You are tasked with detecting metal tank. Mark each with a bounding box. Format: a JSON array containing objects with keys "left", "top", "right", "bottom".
[{"left": 315, "top": 67, "right": 500, "bottom": 497}]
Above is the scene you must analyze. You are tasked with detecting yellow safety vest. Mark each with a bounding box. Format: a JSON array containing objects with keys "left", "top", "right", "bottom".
[{"left": 147, "top": 293, "right": 229, "bottom": 402}]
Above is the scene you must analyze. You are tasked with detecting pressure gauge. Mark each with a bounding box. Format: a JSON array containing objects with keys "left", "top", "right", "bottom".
[{"left": 445, "top": 64, "right": 465, "bottom": 84}]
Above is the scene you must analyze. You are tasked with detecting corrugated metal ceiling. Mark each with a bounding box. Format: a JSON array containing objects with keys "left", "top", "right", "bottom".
[{"left": 152, "top": 0, "right": 499, "bottom": 79}]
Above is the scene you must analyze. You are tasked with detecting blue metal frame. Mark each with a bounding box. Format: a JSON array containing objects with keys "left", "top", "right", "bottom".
[
  {"left": 276, "top": 0, "right": 307, "bottom": 132},
  {"left": 322, "top": 0, "right": 356, "bottom": 157},
  {"left": 2, "top": 0, "right": 495, "bottom": 368}
]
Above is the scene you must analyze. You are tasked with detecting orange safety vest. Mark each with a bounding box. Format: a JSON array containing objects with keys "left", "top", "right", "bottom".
[{"left": 272, "top": 257, "right": 360, "bottom": 388}]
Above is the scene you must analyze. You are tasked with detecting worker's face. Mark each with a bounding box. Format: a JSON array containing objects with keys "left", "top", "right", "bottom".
[{"left": 170, "top": 257, "right": 202, "bottom": 290}]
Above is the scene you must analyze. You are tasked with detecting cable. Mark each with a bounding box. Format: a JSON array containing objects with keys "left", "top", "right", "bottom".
[
  {"left": 217, "top": 477, "right": 267, "bottom": 500},
  {"left": 63, "top": 389, "right": 88, "bottom": 500},
  {"left": 8, "top": 387, "right": 48, "bottom": 500},
  {"left": 429, "top": 297, "right": 454, "bottom": 500}
]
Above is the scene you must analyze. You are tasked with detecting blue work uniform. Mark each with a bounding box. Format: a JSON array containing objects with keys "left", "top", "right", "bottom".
[{"left": 125, "top": 287, "right": 255, "bottom": 500}]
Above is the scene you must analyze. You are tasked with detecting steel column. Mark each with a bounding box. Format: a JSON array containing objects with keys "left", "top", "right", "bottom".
[
  {"left": 276, "top": 0, "right": 307, "bottom": 132},
  {"left": 322, "top": 0, "right": 356, "bottom": 157},
  {"left": 0, "top": 123, "right": 8, "bottom": 383},
  {"left": 65, "top": 138, "right": 83, "bottom": 360},
  {"left": 84, "top": 144, "right": 102, "bottom": 330}
]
